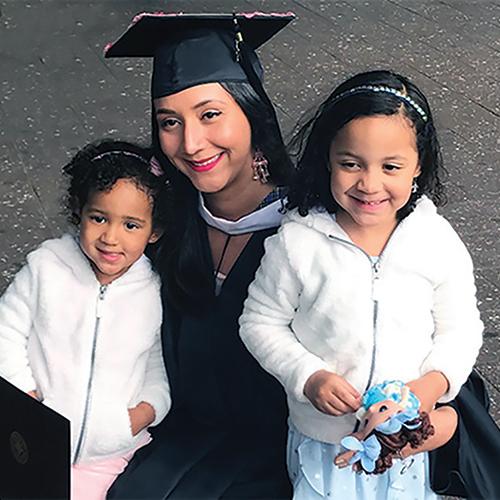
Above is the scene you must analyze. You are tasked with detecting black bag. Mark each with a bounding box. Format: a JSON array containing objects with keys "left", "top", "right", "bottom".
[{"left": 429, "top": 370, "right": 500, "bottom": 499}]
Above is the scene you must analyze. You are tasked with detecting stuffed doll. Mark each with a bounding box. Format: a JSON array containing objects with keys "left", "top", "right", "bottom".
[{"left": 335, "top": 380, "right": 435, "bottom": 474}]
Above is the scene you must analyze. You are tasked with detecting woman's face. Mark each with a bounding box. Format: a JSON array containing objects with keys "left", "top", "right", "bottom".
[{"left": 154, "top": 82, "right": 253, "bottom": 194}]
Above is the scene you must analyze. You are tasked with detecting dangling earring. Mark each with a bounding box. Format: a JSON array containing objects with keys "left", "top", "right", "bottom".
[
  {"left": 412, "top": 178, "right": 418, "bottom": 194},
  {"left": 252, "top": 149, "right": 270, "bottom": 184}
]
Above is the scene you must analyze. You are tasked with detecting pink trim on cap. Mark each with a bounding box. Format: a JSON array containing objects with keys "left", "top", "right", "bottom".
[
  {"left": 131, "top": 11, "right": 182, "bottom": 24},
  {"left": 238, "top": 11, "right": 295, "bottom": 18},
  {"left": 104, "top": 11, "right": 295, "bottom": 56}
]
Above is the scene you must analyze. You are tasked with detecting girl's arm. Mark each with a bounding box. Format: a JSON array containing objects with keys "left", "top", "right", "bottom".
[
  {"left": 0, "top": 262, "right": 37, "bottom": 393},
  {"left": 419, "top": 228, "right": 483, "bottom": 403},
  {"left": 133, "top": 328, "right": 171, "bottom": 429},
  {"left": 240, "top": 226, "right": 338, "bottom": 405}
]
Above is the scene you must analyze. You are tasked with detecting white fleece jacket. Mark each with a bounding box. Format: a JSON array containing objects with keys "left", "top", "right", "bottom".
[
  {"left": 0, "top": 234, "right": 170, "bottom": 463},
  {"left": 239, "top": 197, "right": 483, "bottom": 444}
]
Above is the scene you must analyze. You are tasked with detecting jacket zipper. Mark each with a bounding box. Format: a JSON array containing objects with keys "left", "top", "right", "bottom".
[
  {"left": 72, "top": 284, "right": 108, "bottom": 464},
  {"left": 326, "top": 234, "right": 384, "bottom": 394},
  {"left": 325, "top": 217, "right": 409, "bottom": 434},
  {"left": 365, "top": 258, "right": 380, "bottom": 392}
]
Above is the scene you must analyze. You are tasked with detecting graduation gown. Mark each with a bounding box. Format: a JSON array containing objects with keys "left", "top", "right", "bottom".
[
  {"left": 429, "top": 370, "right": 500, "bottom": 499},
  {"left": 108, "top": 227, "right": 291, "bottom": 499}
]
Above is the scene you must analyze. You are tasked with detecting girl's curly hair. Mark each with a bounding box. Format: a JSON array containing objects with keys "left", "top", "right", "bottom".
[{"left": 62, "top": 139, "right": 171, "bottom": 233}]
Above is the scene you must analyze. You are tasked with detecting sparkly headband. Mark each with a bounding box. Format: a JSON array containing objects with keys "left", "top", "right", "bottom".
[
  {"left": 331, "top": 85, "right": 428, "bottom": 122},
  {"left": 90, "top": 150, "right": 164, "bottom": 177}
]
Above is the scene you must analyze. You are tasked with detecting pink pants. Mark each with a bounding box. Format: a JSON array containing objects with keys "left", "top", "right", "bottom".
[{"left": 71, "top": 436, "right": 151, "bottom": 500}]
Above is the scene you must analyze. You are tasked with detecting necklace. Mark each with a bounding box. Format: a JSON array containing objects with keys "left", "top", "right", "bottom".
[{"left": 214, "top": 233, "right": 232, "bottom": 278}]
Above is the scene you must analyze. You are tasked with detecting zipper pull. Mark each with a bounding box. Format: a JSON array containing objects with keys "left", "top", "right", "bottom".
[
  {"left": 372, "top": 261, "right": 381, "bottom": 301},
  {"left": 96, "top": 285, "right": 108, "bottom": 318}
]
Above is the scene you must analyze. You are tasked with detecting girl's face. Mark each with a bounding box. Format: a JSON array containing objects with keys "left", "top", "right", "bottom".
[
  {"left": 79, "top": 179, "right": 159, "bottom": 285},
  {"left": 154, "top": 82, "right": 253, "bottom": 194},
  {"left": 329, "top": 114, "right": 420, "bottom": 237}
]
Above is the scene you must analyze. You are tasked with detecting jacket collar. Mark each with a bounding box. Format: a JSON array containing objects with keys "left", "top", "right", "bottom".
[
  {"left": 40, "top": 233, "right": 153, "bottom": 287},
  {"left": 283, "top": 196, "right": 437, "bottom": 241}
]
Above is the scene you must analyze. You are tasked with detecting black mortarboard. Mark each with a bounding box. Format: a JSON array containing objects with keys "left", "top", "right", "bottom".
[{"left": 104, "top": 12, "right": 295, "bottom": 99}]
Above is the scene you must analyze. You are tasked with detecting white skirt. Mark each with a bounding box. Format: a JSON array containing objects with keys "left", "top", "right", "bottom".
[{"left": 287, "top": 423, "right": 438, "bottom": 500}]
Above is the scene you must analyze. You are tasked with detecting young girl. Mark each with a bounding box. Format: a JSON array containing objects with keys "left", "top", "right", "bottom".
[
  {"left": 239, "top": 70, "right": 483, "bottom": 499},
  {"left": 0, "top": 139, "right": 171, "bottom": 499}
]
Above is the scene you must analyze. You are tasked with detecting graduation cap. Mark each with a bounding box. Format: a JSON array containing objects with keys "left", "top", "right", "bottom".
[{"left": 104, "top": 12, "right": 295, "bottom": 99}]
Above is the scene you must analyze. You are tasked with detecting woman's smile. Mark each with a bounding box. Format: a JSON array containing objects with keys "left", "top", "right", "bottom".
[
  {"left": 186, "top": 152, "right": 224, "bottom": 172},
  {"left": 155, "top": 82, "right": 253, "bottom": 194}
]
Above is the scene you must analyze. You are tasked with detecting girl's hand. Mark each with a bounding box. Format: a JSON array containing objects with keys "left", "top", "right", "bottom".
[
  {"left": 406, "top": 370, "right": 449, "bottom": 413},
  {"left": 304, "top": 370, "right": 361, "bottom": 416},
  {"left": 128, "top": 402, "right": 155, "bottom": 436}
]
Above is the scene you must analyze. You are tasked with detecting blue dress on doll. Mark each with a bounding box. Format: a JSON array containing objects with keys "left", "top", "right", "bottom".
[{"left": 287, "top": 381, "right": 437, "bottom": 499}]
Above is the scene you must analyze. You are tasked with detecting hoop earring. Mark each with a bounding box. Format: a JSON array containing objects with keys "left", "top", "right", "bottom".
[
  {"left": 412, "top": 178, "right": 418, "bottom": 194},
  {"left": 252, "top": 149, "right": 270, "bottom": 184}
]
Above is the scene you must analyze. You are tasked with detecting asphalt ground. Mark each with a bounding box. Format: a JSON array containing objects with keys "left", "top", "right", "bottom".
[{"left": 1, "top": 0, "right": 499, "bottom": 431}]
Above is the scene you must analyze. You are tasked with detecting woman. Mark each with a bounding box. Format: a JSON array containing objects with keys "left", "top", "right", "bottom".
[{"left": 105, "top": 12, "right": 295, "bottom": 498}]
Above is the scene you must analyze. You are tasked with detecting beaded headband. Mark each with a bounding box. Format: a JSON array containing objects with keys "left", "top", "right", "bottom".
[
  {"left": 90, "top": 150, "right": 164, "bottom": 177},
  {"left": 91, "top": 150, "right": 149, "bottom": 164},
  {"left": 330, "top": 85, "right": 428, "bottom": 122}
]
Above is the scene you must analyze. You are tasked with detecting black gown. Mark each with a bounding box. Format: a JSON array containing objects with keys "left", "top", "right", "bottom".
[
  {"left": 429, "top": 370, "right": 500, "bottom": 499},
  {"left": 108, "top": 227, "right": 291, "bottom": 499}
]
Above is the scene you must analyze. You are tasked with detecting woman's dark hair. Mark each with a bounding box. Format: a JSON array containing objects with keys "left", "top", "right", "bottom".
[
  {"left": 287, "top": 70, "right": 447, "bottom": 218},
  {"left": 152, "top": 81, "right": 294, "bottom": 315},
  {"left": 63, "top": 139, "right": 171, "bottom": 233}
]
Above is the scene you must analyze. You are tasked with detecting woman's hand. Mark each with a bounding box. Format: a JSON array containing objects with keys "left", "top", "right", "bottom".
[
  {"left": 304, "top": 370, "right": 361, "bottom": 416},
  {"left": 406, "top": 370, "right": 450, "bottom": 412},
  {"left": 128, "top": 402, "right": 156, "bottom": 436}
]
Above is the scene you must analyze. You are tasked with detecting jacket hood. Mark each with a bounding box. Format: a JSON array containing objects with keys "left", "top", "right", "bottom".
[
  {"left": 39, "top": 233, "right": 154, "bottom": 287},
  {"left": 283, "top": 195, "right": 438, "bottom": 239}
]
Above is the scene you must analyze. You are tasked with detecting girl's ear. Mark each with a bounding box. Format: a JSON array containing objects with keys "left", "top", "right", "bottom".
[{"left": 148, "top": 230, "right": 163, "bottom": 244}]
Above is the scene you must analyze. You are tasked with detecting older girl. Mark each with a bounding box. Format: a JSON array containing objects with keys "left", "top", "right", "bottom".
[{"left": 240, "top": 70, "right": 483, "bottom": 499}]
